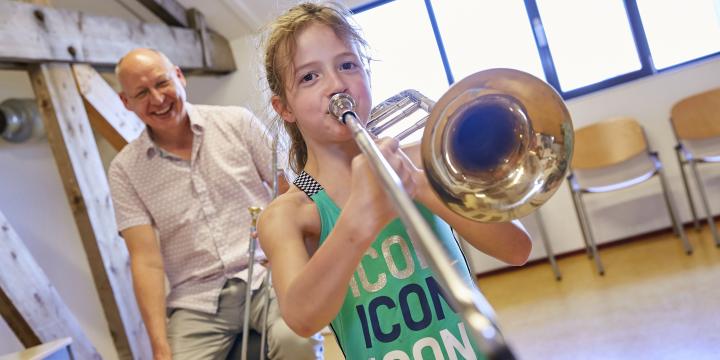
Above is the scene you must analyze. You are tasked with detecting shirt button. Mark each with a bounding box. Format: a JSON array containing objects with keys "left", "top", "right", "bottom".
[{"left": 192, "top": 177, "right": 207, "bottom": 193}]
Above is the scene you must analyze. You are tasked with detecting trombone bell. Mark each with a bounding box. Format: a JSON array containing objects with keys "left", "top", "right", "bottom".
[{"left": 371, "top": 68, "right": 574, "bottom": 222}]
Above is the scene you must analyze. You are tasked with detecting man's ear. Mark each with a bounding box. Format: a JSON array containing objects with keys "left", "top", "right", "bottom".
[
  {"left": 175, "top": 65, "right": 187, "bottom": 87},
  {"left": 271, "top": 95, "right": 295, "bottom": 123},
  {"left": 119, "top": 92, "right": 131, "bottom": 111},
  {"left": 365, "top": 66, "right": 372, "bottom": 90}
]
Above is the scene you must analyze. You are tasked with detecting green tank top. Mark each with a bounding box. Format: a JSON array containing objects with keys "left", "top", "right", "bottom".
[{"left": 293, "top": 171, "right": 484, "bottom": 360}]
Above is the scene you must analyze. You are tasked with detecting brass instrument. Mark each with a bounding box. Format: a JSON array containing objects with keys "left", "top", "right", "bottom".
[
  {"left": 241, "top": 206, "right": 263, "bottom": 360},
  {"left": 257, "top": 136, "right": 282, "bottom": 360},
  {"left": 243, "top": 136, "right": 282, "bottom": 360},
  {"left": 329, "top": 68, "right": 573, "bottom": 359},
  {"left": 367, "top": 68, "right": 572, "bottom": 222}
]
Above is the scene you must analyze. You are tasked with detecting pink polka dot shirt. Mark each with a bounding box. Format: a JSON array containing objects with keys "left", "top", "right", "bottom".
[{"left": 109, "top": 104, "right": 273, "bottom": 314}]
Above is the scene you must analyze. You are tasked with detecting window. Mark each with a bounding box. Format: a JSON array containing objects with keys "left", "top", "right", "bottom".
[
  {"left": 535, "top": 0, "right": 642, "bottom": 92},
  {"left": 431, "top": 0, "right": 544, "bottom": 82},
  {"left": 636, "top": 0, "right": 720, "bottom": 69},
  {"left": 353, "top": 0, "right": 449, "bottom": 106},
  {"left": 352, "top": 0, "right": 720, "bottom": 99}
]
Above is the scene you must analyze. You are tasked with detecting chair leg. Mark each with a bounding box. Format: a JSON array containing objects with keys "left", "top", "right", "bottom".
[
  {"left": 534, "top": 210, "right": 562, "bottom": 281},
  {"left": 689, "top": 161, "right": 720, "bottom": 246},
  {"left": 568, "top": 184, "right": 592, "bottom": 259},
  {"left": 676, "top": 149, "right": 701, "bottom": 231},
  {"left": 657, "top": 168, "right": 693, "bottom": 254},
  {"left": 571, "top": 190, "right": 605, "bottom": 275},
  {"left": 662, "top": 159, "right": 678, "bottom": 238}
]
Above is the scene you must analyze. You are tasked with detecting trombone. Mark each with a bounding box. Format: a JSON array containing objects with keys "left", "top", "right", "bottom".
[
  {"left": 328, "top": 68, "right": 573, "bottom": 359},
  {"left": 240, "top": 136, "right": 281, "bottom": 360},
  {"left": 240, "top": 206, "right": 263, "bottom": 360}
]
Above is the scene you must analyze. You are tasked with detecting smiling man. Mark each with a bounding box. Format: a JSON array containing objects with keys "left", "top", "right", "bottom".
[{"left": 109, "top": 48, "right": 322, "bottom": 360}]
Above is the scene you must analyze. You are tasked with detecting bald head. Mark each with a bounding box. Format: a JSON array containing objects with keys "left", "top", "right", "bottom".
[{"left": 115, "top": 48, "right": 176, "bottom": 91}]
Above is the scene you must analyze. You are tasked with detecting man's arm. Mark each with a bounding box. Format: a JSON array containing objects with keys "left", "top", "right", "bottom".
[
  {"left": 234, "top": 108, "right": 280, "bottom": 187},
  {"left": 121, "top": 225, "right": 171, "bottom": 360}
]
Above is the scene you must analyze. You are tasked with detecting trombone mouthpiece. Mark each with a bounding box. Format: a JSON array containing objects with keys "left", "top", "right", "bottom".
[
  {"left": 329, "top": 93, "right": 356, "bottom": 123},
  {"left": 248, "top": 206, "right": 262, "bottom": 226}
]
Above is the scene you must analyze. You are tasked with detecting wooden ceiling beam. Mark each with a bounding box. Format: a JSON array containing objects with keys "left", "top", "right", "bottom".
[
  {"left": 0, "top": 1, "right": 236, "bottom": 74},
  {"left": 135, "top": 0, "right": 233, "bottom": 71},
  {"left": 136, "top": 0, "right": 188, "bottom": 27}
]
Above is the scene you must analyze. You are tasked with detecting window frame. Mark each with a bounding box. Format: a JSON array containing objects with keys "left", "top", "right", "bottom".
[{"left": 351, "top": 0, "right": 720, "bottom": 100}]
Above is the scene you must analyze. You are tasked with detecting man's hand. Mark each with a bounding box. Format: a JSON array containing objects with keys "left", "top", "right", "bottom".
[{"left": 152, "top": 341, "right": 172, "bottom": 360}]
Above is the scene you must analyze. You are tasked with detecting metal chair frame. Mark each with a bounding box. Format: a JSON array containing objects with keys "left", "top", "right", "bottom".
[
  {"left": 670, "top": 88, "right": 720, "bottom": 246},
  {"left": 674, "top": 144, "right": 720, "bottom": 246},
  {"left": 533, "top": 210, "right": 562, "bottom": 280},
  {"left": 568, "top": 118, "right": 692, "bottom": 275}
]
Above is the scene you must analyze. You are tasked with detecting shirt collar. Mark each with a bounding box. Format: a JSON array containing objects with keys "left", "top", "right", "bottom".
[
  {"left": 143, "top": 102, "right": 203, "bottom": 159},
  {"left": 186, "top": 103, "right": 205, "bottom": 134}
]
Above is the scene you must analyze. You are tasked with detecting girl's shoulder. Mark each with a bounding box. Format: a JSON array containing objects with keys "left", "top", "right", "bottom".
[{"left": 259, "top": 186, "right": 322, "bottom": 239}]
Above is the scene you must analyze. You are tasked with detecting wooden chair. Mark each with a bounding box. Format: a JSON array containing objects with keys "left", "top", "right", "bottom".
[
  {"left": 670, "top": 88, "right": 720, "bottom": 246},
  {"left": 567, "top": 117, "right": 692, "bottom": 275}
]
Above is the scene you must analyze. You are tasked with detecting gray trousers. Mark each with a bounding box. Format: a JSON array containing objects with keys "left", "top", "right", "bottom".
[{"left": 167, "top": 278, "right": 324, "bottom": 360}]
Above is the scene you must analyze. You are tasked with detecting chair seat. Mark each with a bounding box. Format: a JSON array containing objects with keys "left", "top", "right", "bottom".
[
  {"left": 680, "top": 136, "right": 720, "bottom": 163},
  {"left": 695, "top": 155, "right": 720, "bottom": 163},
  {"left": 570, "top": 152, "right": 660, "bottom": 193},
  {"left": 581, "top": 169, "right": 657, "bottom": 193}
]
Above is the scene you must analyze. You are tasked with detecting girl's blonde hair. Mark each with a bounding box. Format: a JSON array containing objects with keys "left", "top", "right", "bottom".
[{"left": 263, "top": 1, "right": 370, "bottom": 173}]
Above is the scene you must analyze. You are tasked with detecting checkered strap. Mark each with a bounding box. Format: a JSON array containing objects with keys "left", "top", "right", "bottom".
[{"left": 293, "top": 170, "right": 324, "bottom": 200}]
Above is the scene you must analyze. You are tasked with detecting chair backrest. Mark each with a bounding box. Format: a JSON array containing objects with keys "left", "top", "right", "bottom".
[
  {"left": 670, "top": 88, "right": 720, "bottom": 141},
  {"left": 572, "top": 116, "right": 648, "bottom": 170}
]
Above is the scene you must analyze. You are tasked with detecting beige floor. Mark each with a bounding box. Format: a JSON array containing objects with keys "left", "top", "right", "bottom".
[{"left": 321, "top": 221, "right": 720, "bottom": 360}]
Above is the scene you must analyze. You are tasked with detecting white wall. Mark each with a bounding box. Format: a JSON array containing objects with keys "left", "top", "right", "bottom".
[
  {"left": 184, "top": 35, "right": 270, "bottom": 117},
  {"left": 1, "top": 21, "right": 719, "bottom": 360}
]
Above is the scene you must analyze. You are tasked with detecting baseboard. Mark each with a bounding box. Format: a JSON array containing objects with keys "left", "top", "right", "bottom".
[{"left": 475, "top": 215, "right": 719, "bottom": 279}]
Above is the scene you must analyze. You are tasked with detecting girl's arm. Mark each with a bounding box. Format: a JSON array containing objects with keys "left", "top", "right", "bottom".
[
  {"left": 402, "top": 142, "right": 532, "bottom": 265},
  {"left": 417, "top": 181, "right": 532, "bottom": 265},
  {"left": 258, "top": 195, "right": 374, "bottom": 336},
  {"left": 259, "top": 140, "right": 418, "bottom": 336}
]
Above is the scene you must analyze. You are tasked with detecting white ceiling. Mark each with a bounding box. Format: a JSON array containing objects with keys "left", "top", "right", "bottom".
[{"left": 52, "top": 0, "right": 373, "bottom": 40}]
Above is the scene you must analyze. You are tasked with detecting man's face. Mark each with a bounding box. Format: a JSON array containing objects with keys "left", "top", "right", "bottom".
[{"left": 118, "top": 52, "right": 188, "bottom": 134}]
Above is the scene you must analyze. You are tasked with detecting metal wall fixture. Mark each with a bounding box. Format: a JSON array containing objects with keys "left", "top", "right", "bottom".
[{"left": 0, "top": 98, "right": 44, "bottom": 143}]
